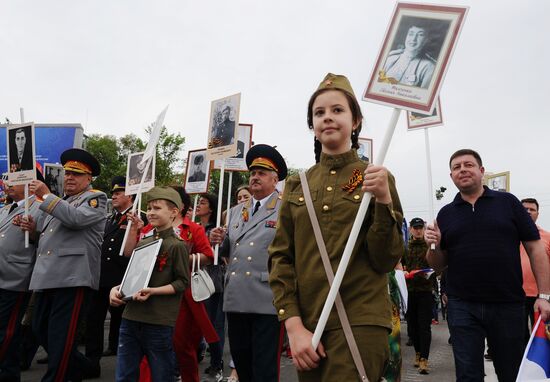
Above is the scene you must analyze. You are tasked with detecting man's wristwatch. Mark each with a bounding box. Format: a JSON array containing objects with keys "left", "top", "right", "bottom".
[
  {"left": 537, "top": 293, "right": 550, "bottom": 302},
  {"left": 40, "top": 193, "right": 51, "bottom": 201}
]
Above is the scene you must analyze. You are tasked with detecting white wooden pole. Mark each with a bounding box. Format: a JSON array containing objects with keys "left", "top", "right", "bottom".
[
  {"left": 20, "top": 107, "right": 30, "bottom": 248},
  {"left": 192, "top": 194, "right": 198, "bottom": 222},
  {"left": 312, "top": 108, "right": 401, "bottom": 349},
  {"left": 214, "top": 161, "right": 225, "bottom": 265},
  {"left": 226, "top": 170, "right": 233, "bottom": 226},
  {"left": 424, "top": 128, "right": 436, "bottom": 250}
]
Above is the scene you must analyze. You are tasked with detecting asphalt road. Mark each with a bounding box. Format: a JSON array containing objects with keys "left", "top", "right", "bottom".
[{"left": 21, "top": 319, "right": 498, "bottom": 381}]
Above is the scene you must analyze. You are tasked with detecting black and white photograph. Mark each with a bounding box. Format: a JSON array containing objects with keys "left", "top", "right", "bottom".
[
  {"left": 206, "top": 93, "right": 240, "bottom": 160},
  {"left": 185, "top": 148, "right": 211, "bottom": 194},
  {"left": 357, "top": 137, "right": 373, "bottom": 163},
  {"left": 407, "top": 98, "right": 444, "bottom": 129},
  {"left": 213, "top": 123, "right": 253, "bottom": 171},
  {"left": 119, "top": 239, "right": 163, "bottom": 300},
  {"left": 486, "top": 171, "right": 510, "bottom": 192},
  {"left": 7, "top": 122, "right": 37, "bottom": 185},
  {"left": 125, "top": 151, "right": 155, "bottom": 195},
  {"left": 363, "top": 3, "right": 468, "bottom": 114},
  {"left": 44, "top": 163, "right": 64, "bottom": 197}
]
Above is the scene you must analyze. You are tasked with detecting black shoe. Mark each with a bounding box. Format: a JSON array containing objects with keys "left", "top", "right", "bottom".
[
  {"left": 102, "top": 348, "right": 117, "bottom": 357},
  {"left": 484, "top": 353, "right": 492, "bottom": 361},
  {"left": 36, "top": 356, "right": 48, "bottom": 364},
  {"left": 82, "top": 363, "right": 101, "bottom": 379}
]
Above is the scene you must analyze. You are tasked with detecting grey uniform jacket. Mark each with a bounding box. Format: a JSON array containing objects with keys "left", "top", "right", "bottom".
[
  {"left": 221, "top": 192, "right": 281, "bottom": 315},
  {"left": 0, "top": 197, "right": 42, "bottom": 291},
  {"left": 29, "top": 187, "right": 107, "bottom": 291}
]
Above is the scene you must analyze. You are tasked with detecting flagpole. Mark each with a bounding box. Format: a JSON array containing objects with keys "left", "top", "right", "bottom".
[
  {"left": 424, "top": 128, "right": 435, "bottom": 250},
  {"left": 312, "top": 108, "right": 401, "bottom": 349},
  {"left": 214, "top": 161, "right": 225, "bottom": 265},
  {"left": 515, "top": 315, "right": 542, "bottom": 382}
]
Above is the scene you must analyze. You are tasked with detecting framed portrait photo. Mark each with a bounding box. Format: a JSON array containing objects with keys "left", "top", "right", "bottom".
[
  {"left": 185, "top": 148, "right": 211, "bottom": 195},
  {"left": 7, "top": 123, "right": 37, "bottom": 185},
  {"left": 485, "top": 171, "right": 510, "bottom": 192},
  {"left": 125, "top": 151, "right": 156, "bottom": 196},
  {"left": 363, "top": 3, "right": 468, "bottom": 114},
  {"left": 357, "top": 137, "right": 373, "bottom": 163},
  {"left": 213, "top": 123, "right": 253, "bottom": 172},
  {"left": 119, "top": 239, "right": 163, "bottom": 301},
  {"left": 407, "top": 97, "right": 444, "bottom": 130},
  {"left": 206, "top": 93, "right": 241, "bottom": 160},
  {"left": 44, "top": 163, "right": 65, "bottom": 197}
]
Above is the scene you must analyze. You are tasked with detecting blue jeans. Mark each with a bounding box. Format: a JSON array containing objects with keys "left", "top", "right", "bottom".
[
  {"left": 116, "top": 319, "right": 175, "bottom": 382},
  {"left": 447, "top": 297, "right": 525, "bottom": 382}
]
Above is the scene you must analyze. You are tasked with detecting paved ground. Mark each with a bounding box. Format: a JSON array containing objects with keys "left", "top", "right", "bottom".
[{"left": 21, "top": 319, "right": 498, "bottom": 381}]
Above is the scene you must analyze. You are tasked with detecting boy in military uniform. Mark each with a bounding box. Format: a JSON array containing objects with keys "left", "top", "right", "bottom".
[
  {"left": 109, "top": 186, "right": 189, "bottom": 382},
  {"left": 84, "top": 176, "right": 147, "bottom": 378},
  {"left": 24, "top": 148, "right": 107, "bottom": 382}
]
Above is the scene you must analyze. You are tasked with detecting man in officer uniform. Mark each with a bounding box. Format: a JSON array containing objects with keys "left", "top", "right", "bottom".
[
  {"left": 380, "top": 23, "right": 436, "bottom": 89},
  {"left": 210, "top": 144, "right": 287, "bottom": 382},
  {"left": 0, "top": 169, "right": 44, "bottom": 381},
  {"left": 84, "top": 176, "right": 142, "bottom": 378},
  {"left": 24, "top": 148, "right": 107, "bottom": 382}
]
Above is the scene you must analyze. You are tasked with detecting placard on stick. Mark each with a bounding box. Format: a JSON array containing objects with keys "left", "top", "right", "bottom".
[
  {"left": 44, "top": 163, "right": 65, "bottom": 197},
  {"left": 363, "top": 3, "right": 468, "bottom": 114},
  {"left": 206, "top": 93, "right": 241, "bottom": 161},
  {"left": 126, "top": 152, "right": 156, "bottom": 196},
  {"left": 184, "top": 148, "right": 211, "bottom": 195},
  {"left": 213, "top": 123, "right": 253, "bottom": 172},
  {"left": 485, "top": 171, "right": 510, "bottom": 192},
  {"left": 7, "top": 123, "right": 37, "bottom": 185},
  {"left": 407, "top": 98, "right": 443, "bottom": 129},
  {"left": 357, "top": 137, "right": 373, "bottom": 163}
]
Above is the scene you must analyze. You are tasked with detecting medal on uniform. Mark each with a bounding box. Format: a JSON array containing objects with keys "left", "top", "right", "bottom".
[
  {"left": 342, "top": 169, "right": 363, "bottom": 193},
  {"left": 242, "top": 207, "right": 249, "bottom": 222}
]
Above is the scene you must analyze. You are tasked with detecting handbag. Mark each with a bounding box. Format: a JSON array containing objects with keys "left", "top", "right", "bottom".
[{"left": 190, "top": 254, "right": 215, "bottom": 302}]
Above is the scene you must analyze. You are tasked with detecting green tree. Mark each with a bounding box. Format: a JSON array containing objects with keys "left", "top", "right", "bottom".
[
  {"left": 84, "top": 134, "right": 123, "bottom": 192},
  {"left": 84, "top": 126, "right": 186, "bottom": 193}
]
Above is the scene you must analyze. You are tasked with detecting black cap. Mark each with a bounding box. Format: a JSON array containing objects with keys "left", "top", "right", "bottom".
[
  {"left": 111, "top": 176, "right": 126, "bottom": 193},
  {"left": 60, "top": 148, "right": 101, "bottom": 177},
  {"left": 410, "top": 217, "right": 425, "bottom": 228},
  {"left": 194, "top": 155, "right": 204, "bottom": 165},
  {"left": 246, "top": 144, "right": 287, "bottom": 180}
]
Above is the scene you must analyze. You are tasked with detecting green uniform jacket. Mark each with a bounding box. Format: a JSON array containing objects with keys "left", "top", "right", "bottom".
[
  {"left": 402, "top": 238, "right": 433, "bottom": 292},
  {"left": 122, "top": 227, "right": 189, "bottom": 327},
  {"left": 268, "top": 150, "right": 404, "bottom": 331}
]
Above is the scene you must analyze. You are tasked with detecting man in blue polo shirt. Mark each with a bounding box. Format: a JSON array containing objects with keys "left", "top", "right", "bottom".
[{"left": 425, "top": 149, "right": 550, "bottom": 382}]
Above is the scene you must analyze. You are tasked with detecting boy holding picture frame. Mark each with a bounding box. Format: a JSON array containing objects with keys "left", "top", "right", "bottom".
[{"left": 109, "top": 187, "right": 189, "bottom": 382}]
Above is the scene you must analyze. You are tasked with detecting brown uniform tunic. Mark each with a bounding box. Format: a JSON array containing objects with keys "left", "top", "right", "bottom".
[{"left": 268, "top": 150, "right": 404, "bottom": 381}]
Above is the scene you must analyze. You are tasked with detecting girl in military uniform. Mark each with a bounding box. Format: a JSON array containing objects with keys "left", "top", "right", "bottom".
[{"left": 268, "top": 73, "right": 405, "bottom": 381}]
